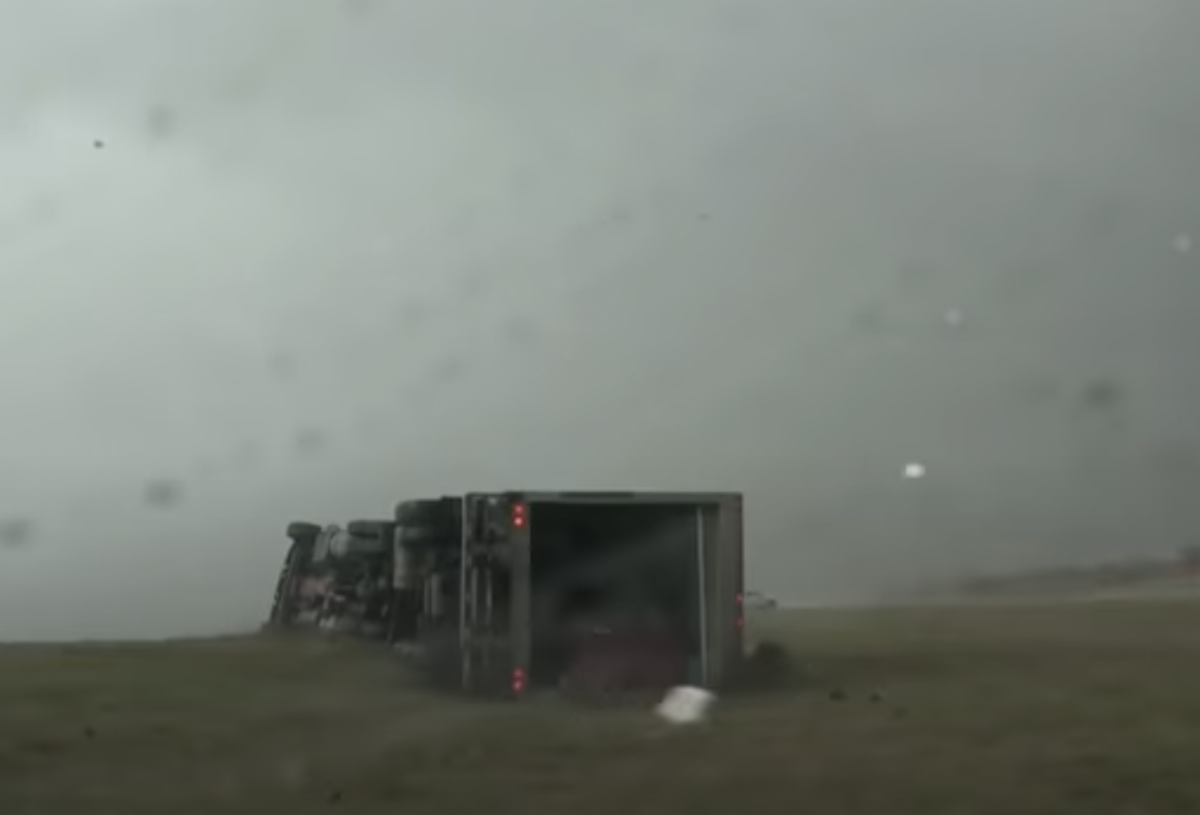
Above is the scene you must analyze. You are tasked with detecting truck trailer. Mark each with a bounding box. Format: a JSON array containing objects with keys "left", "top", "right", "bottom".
[{"left": 271, "top": 490, "right": 746, "bottom": 699}]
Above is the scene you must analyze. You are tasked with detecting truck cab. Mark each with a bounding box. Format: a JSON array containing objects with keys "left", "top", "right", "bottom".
[{"left": 268, "top": 520, "right": 396, "bottom": 635}]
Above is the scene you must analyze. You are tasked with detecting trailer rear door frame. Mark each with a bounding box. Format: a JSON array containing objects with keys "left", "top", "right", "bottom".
[{"left": 482, "top": 491, "right": 743, "bottom": 694}]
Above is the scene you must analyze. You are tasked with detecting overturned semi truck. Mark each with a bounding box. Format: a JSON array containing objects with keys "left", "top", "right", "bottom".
[{"left": 269, "top": 491, "right": 746, "bottom": 698}]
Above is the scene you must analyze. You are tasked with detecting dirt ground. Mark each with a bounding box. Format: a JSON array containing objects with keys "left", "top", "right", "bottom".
[{"left": 4, "top": 601, "right": 1200, "bottom": 815}]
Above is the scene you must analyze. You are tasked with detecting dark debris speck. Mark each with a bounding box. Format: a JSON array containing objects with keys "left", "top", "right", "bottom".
[
  {"left": 1080, "top": 377, "right": 1124, "bottom": 412},
  {"left": 293, "top": 427, "right": 328, "bottom": 456},
  {"left": 0, "top": 517, "right": 34, "bottom": 548},
  {"left": 143, "top": 479, "right": 184, "bottom": 508}
]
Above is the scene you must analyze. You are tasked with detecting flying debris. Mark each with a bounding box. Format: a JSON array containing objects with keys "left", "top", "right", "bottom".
[{"left": 655, "top": 685, "right": 716, "bottom": 725}]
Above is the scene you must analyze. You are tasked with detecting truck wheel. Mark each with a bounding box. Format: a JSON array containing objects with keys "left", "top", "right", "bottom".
[
  {"left": 286, "top": 521, "right": 322, "bottom": 540},
  {"left": 395, "top": 499, "right": 458, "bottom": 528},
  {"left": 397, "top": 524, "right": 441, "bottom": 544},
  {"left": 268, "top": 541, "right": 303, "bottom": 626},
  {"left": 347, "top": 519, "right": 396, "bottom": 538},
  {"left": 397, "top": 525, "right": 460, "bottom": 557}
]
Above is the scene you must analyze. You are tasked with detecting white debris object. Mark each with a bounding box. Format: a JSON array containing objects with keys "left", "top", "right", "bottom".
[
  {"left": 903, "top": 462, "right": 926, "bottom": 479},
  {"left": 655, "top": 685, "right": 716, "bottom": 725}
]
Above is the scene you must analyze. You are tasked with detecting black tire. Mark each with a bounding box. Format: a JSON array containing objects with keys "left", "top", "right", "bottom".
[
  {"left": 395, "top": 499, "right": 459, "bottom": 527},
  {"left": 385, "top": 588, "right": 421, "bottom": 643},
  {"left": 397, "top": 526, "right": 461, "bottom": 558},
  {"left": 268, "top": 541, "right": 303, "bottom": 626},
  {"left": 346, "top": 519, "right": 395, "bottom": 539},
  {"left": 286, "top": 521, "right": 322, "bottom": 540},
  {"left": 397, "top": 524, "right": 443, "bottom": 544}
]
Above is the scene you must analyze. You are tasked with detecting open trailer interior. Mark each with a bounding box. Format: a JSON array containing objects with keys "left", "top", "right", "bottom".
[
  {"left": 455, "top": 491, "right": 745, "bottom": 696},
  {"left": 528, "top": 501, "right": 704, "bottom": 688}
]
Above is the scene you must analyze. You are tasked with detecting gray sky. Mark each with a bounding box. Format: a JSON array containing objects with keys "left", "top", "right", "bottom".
[{"left": 0, "top": 0, "right": 1198, "bottom": 640}]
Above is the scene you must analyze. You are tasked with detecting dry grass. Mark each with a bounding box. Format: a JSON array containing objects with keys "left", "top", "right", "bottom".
[{"left": 5, "top": 601, "right": 1200, "bottom": 814}]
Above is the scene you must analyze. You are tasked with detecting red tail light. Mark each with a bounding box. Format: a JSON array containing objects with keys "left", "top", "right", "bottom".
[
  {"left": 511, "top": 502, "right": 527, "bottom": 528},
  {"left": 511, "top": 667, "right": 526, "bottom": 694}
]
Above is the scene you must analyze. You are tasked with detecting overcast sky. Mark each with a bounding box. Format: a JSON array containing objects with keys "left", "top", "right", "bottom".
[{"left": 0, "top": 0, "right": 1197, "bottom": 640}]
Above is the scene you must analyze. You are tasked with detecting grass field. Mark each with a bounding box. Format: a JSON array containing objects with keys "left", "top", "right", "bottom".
[{"left": 4, "top": 601, "right": 1200, "bottom": 815}]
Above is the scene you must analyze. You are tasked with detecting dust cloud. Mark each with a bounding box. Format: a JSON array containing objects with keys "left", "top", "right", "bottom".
[{"left": 0, "top": 0, "right": 1197, "bottom": 640}]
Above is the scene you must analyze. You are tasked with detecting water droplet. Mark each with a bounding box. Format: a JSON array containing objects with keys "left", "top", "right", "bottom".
[
  {"left": 146, "top": 105, "right": 176, "bottom": 140},
  {"left": 943, "top": 308, "right": 963, "bottom": 327},
  {"left": 1174, "top": 233, "right": 1192, "bottom": 255},
  {"left": 0, "top": 517, "right": 34, "bottom": 548},
  {"left": 293, "top": 427, "right": 328, "bottom": 456},
  {"left": 903, "top": 463, "right": 926, "bottom": 479},
  {"left": 143, "top": 479, "right": 184, "bottom": 508}
]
